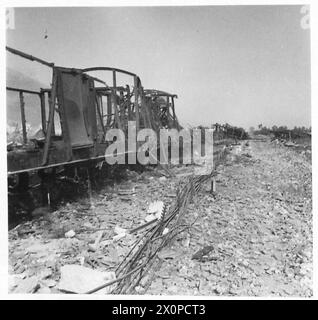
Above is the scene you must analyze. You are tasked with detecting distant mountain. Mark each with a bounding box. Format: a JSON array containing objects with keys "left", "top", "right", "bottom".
[
  {"left": 6, "top": 67, "right": 46, "bottom": 90},
  {"left": 6, "top": 68, "right": 46, "bottom": 129}
]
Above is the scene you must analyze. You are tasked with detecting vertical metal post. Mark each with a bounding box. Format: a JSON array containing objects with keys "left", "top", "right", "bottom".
[
  {"left": 40, "top": 89, "right": 47, "bottom": 134},
  {"left": 96, "top": 96, "right": 105, "bottom": 136},
  {"left": 126, "top": 85, "right": 131, "bottom": 120},
  {"left": 56, "top": 70, "right": 72, "bottom": 161},
  {"left": 171, "top": 97, "right": 178, "bottom": 129},
  {"left": 106, "top": 94, "right": 112, "bottom": 127},
  {"left": 140, "top": 86, "right": 152, "bottom": 129},
  {"left": 47, "top": 90, "right": 55, "bottom": 135},
  {"left": 134, "top": 76, "right": 140, "bottom": 132},
  {"left": 42, "top": 70, "right": 57, "bottom": 165},
  {"left": 112, "top": 70, "right": 122, "bottom": 130},
  {"left": 119, "top": 90, "right": 125, "bottom": 124},
  {"left": 100, "top": 95, "right": 104, "bottom": 119},
  {"left": 166, "top": 96, "right": 171, "bottom": 127},
  {"left": 211, "top": 177, "right": 216, "bottom": 194},
  {"left": 19, "top": 91, "right": 27, "bottom": 144}
]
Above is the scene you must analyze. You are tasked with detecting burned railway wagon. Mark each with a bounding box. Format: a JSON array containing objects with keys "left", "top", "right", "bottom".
[{"left": 6, "top": 47, "right": 180, "bottom": 211}]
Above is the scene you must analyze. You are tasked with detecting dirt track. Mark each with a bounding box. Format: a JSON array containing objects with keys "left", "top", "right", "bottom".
[{"left": 9, "top": 140, "right": 312, "bottom": 296}]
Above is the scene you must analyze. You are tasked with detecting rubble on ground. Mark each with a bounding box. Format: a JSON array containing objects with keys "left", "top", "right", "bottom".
[{"left": 8, "top": 140, "right": 312, "bottom": 296}]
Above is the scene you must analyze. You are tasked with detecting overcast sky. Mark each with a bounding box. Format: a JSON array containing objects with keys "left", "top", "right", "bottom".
[{"left": 6, "top": 6, "right": 311, "bottom": 129}]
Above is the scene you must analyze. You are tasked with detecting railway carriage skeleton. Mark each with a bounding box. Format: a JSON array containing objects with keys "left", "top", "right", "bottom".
[
  {"left": 6, "top": 47, "right": 181, "bottom": 213},
  {"left": 6, "top": 48, "right": 233, "bottom": 293}
]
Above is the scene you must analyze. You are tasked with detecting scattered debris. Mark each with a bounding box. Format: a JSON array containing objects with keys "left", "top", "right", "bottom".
[
  {"left": 31, "top": 207, "right": 50, "bottom": 219},
  {"left": 8, "top": 140, "right": 312, "bottom": 296},
  {"left": 114, "top": 226, "right": 127, "bottom": 235},
  {"left": 118, "top": 186, "right": 136, "bottom": 196},
  {"left": 65, "top": 230, "right": 76, "bottom": 238},
  {"left": 284, "top": 141, "right": 297, "bottom": 147},
  {"left": 88, "top": 231, "right": 104, "bottom": 251},
  {"left": 162, "top": 228, "right": 169, "bottom": 236},
  {"left": 147, "top": 201, "right": 165, "bottom": 216},
  {"left": 147, "top": 140, "right": 312, "bottom": 296},
  {"left": 192, "top": 245, "right": 214, "bottom": 262},
  {"left": 146, "top": 201, "right": 165, "bottom": 221},
  {"left": 13, "top": 276, "right": 40, "bottom": 293},
  {"left": 57, "top": 264, "right": 116, "bottom": 294}
]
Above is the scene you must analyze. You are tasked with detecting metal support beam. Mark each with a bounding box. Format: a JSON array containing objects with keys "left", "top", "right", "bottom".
[
  {"left": 19, "top": 92, "right": 27, "bottom": 144},
  {"left": 6, "top": 46, "right": 54, "bottom": 68},
  {"left": 171, "top": 97, "right": 178, "bottom": 129},
  {"left": 134, "top": 76, "right": 140, "bottom": 132},
  {"left": 40, "top": 90, "right": 47, "bottom": 134},
  {"left": 7, "top": 87, "right": 41, "bottom": 95},
  {"left": 95, "top": 95, "right": 106, "bottom": 138},
  {"left": 42, "top": 70, "right": 58, "bottom": 165},
  {"left": 112, "top": 70, "right": 122, "bottom": 130}
]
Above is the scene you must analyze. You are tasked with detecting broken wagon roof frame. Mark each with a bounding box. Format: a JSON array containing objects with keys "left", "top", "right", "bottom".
[
  {"left": 82, "top": 67, "right": 137, "bottom": 78},
  {"left": 6, "top": 46, "right": 138, "bottom": 85},
  {"left": 6, "top": 47, "right": 177, "bottom": 97},
  {"left": 144, "top": 89, "right": 177, "bottom": 98}
]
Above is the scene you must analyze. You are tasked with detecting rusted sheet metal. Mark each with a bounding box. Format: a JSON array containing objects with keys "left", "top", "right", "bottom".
[{"left": 58, "top": 68, "right": 95, "bottom": 148}]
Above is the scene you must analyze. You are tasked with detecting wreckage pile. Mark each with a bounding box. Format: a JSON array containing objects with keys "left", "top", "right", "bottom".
[
  {"left": 9, "top": 144, "right": 228, "bottom": 294},
  {"left": 106, "top": 173, "right": 215, "bottom": 294},
  {"left": 8, "top": 139, "right": 312, "bottom": 296},
  {"left": 8, "top": 172, "right": 215, "bottom": 294}
]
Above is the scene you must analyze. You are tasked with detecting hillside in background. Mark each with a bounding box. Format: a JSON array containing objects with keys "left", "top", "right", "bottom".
[{"left": 6, "top": 68, "right": 46, "bottom": 129}]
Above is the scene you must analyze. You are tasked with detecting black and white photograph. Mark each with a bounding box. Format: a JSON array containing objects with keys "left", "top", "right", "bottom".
[{"left": 1, "top": 1, "right": 316, "bottom": 300}]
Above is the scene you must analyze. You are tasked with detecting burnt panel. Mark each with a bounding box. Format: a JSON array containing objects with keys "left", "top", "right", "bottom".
[{"left": 59, "top": 70, "right": 94, "bottom": 148}]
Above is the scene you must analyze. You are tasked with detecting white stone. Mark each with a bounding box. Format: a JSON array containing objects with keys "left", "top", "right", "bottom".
[{"left": 58, "top": 264, "right": 116, "bottom": 294}]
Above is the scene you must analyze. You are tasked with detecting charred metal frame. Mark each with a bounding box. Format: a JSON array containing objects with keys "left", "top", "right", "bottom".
[
  {"left": 144, "top": 89, "right": 180, "bottom": 130},
  {"left": 6, "top": 47, "right": 180, "bottom": 175}
]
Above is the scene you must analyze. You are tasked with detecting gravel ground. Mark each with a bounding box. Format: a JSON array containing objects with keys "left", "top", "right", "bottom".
[
  {"left": 8, "top": 140, "right": 312, "bottom": 296},
  {"left": 147, "top": 140, "right": 312, "bottom": 296}
]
